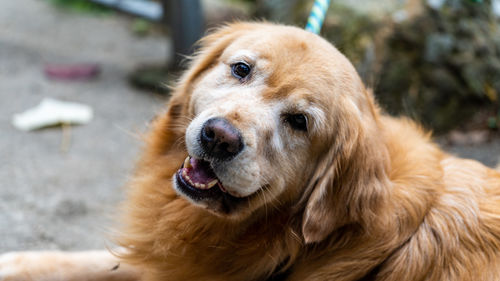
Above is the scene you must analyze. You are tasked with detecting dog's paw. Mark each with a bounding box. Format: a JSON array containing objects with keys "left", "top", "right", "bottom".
[
  {"left": 0, "top": 251, "right": 108, "bottom": 281},
  {"left": 0, "top": 252, "right": 34, "bottom": 281},
  {"left": 0, "top": 251, "right": 142, "bottom": 281}
]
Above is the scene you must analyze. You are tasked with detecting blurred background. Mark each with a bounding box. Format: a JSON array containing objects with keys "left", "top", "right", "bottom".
[{"left": 1, "top": 0, "right": 499, "bottom": 252}]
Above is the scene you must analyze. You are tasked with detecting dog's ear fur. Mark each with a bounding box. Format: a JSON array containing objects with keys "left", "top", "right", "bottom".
[{"left": 302, "top": 90, "right": 391, "bottom": 244}]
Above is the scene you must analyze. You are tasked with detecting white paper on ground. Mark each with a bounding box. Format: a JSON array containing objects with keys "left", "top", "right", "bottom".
[{"left": 12, "top": 98, "right": 93, "bottom": 131}]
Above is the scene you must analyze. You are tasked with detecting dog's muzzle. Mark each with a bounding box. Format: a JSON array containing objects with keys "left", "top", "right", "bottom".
[{"left": 174, "top": 117, "right": 248, "bottom": 213}]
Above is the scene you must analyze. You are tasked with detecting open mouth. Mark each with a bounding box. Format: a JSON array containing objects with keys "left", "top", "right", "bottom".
[
  {"left": 178, "top": 156, "right": 226, "bottom": 192},
  {"left": 174, "top": 155, "right": 269, "bottom": 215},
  {"left": 175, "top": 156, "right": 245, "bottom": 206}
]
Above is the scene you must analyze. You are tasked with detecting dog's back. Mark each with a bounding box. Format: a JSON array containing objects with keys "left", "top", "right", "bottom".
[{"left": 380, "top": 118, "right": 500, "bottom": 280}]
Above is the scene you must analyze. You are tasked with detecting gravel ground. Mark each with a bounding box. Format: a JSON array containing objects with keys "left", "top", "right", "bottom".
[{"left": 0, "top": 0, "right": 498, "bottom": 253}]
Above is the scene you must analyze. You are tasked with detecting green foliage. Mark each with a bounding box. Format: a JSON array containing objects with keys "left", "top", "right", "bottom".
[
  {"left": 132, "top": 19, "right": 151, "bottom": 36},
  {"left": 375, "top": 0, "right": 500, "bottom": 132},
  {"left": 487, "top": 110, "right": 500, "bottom": 129},
  {"left": 46, "top": 0, "right": 112, "bottom": 14}
]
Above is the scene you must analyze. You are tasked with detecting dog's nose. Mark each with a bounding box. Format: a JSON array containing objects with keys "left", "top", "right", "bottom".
[{"left": 200, "top": 117, "right": 243, "bottom": 160}]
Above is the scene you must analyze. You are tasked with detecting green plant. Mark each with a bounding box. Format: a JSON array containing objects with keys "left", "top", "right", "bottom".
[
  {"left": 375, "top": 0, "right": 500, "bottom": 132},
  {"left": 46, "top": 0, "right": 112, "bottom": 14},
  {"left": 487, "top": 109, "right": 500, "bottom": 129},
  {"left": 131, "top": 19, "right": 151, "bottom": 36}
]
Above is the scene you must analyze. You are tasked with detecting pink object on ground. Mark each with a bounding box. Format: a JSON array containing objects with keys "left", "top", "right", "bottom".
[{"left": 44, "top": 63, "right": 100, "bottom": 80}]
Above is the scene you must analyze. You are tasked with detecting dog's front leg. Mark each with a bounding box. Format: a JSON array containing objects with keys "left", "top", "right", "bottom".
[{"left": 0, "top": 250, "right": 142, "bottom": 281}]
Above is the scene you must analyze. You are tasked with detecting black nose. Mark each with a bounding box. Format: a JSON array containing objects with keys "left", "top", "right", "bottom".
[{"left": 200, "top": 117, "right": 244, "bottom": 160}]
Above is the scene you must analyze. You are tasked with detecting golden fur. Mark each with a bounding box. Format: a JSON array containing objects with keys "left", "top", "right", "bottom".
[{"left": 115, "top": 22, "right": 500, "bottom": 281}]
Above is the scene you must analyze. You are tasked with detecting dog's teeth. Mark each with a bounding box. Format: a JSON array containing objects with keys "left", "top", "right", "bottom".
[
  {"left": 182, "top": 169, "right": 187, "bottom": 177},
  {"left": 185, "top": 175, "right": 195, "bottom": 186},
  {"left": 184, "top": 156, "right": 192, "bottom": 169},
  {"left": 207, "top": 180, "right": 218, "bottom": 189}
]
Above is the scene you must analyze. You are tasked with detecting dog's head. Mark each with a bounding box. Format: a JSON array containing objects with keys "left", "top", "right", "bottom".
[{"left": 161, "top": 23, "right": 389, "bottom": 243}]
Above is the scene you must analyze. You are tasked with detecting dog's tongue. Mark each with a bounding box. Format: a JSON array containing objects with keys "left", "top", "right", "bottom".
[{"left": 184, "top": 157, "right": 217, "bottom": 187}]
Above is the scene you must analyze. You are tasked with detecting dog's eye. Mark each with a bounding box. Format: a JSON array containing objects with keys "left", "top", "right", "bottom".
[
  {"left": 231, "top": 62, "right": 251, "bottom": 80},
  {"left": 285, "top": 114, "right": 308, "bottom": 132}
]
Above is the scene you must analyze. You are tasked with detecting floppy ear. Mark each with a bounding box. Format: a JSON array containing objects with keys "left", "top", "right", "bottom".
[{"left": 301, "top": 92, "right": 391, "bottom": 244}]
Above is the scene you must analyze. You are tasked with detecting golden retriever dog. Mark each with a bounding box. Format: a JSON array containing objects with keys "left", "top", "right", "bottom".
[{"left": 2, "top": 22, "right": 500, "bottom": 281}]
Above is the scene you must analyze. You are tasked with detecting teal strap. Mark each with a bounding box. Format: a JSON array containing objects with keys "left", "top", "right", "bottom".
[{"left": 305, "top": 0, "right": 331, "bottom": 34}]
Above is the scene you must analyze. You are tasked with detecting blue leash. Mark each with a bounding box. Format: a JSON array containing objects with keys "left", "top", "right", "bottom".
[{"left": 305, "top": 0, "right": 331, "bottom": 34}]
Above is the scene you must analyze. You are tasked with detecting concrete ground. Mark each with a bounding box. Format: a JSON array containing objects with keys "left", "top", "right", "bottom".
[
  {"left": 0, "top": 0, "right": 498, "bottom": 253},
  {"left": 0, "top": 0, "right": 169, "bottom": 251}
]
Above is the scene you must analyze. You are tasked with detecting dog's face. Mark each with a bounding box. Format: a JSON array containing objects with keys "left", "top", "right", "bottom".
[{"left": 171, "top": 24, "right": 385, "bottom": 238}]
